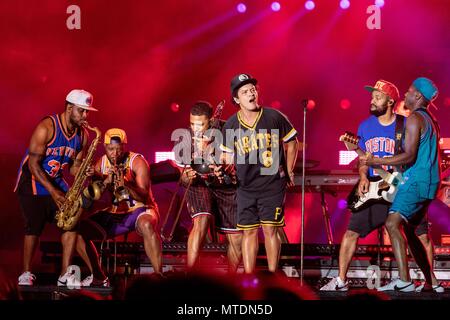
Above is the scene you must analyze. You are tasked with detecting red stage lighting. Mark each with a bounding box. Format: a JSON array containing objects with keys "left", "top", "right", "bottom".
[
  {"left": 270, "top": 100, "right": 281, "bottom": 109},
  {"left": 170, "top": 102, "right": 180, "bottom": 112},
  {"left": 340, "top": 99, "right": 351, "bottom": 110},
  {"left": 306, "top": 99, "right": 316, "bottom": 110}
]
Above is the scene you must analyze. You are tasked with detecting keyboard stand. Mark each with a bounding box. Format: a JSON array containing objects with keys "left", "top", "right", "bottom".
[{"left": 319, "top": 188, "right": 334, "bottom": 245}]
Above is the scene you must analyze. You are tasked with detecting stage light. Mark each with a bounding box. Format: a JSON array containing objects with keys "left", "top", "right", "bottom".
[
  {"left": 337, "top": 199, "right": 348, "bottom": 210},
  {"left": 271, "top": 2, "right": 281, "bottom": 12},
  {"left": 305, "top": 1, "right": 315, "bottom": 11},
  {"left": 270, "top": 100, "right": 281, "bottom": 109},
  {"left": 375, "top": 0, "right": 385, "bottom": 8},
  {"left": 155, "top": 152, "right": 175, "bottom": 163},
  {"left": 237, "top": 3, "right": 247, "bottom": 13},
  {"left": 339, "top": 150, "right": 358, "bottom": 165},
  {"left": 340, "top": 98, "right": 351, "bottom": 110},
  {"left": 170, "top": 102, "right": 180, "bottom": 112},
  {"left": 340, "top": 0, "right": 350, "bottom": 9},
  {"left": 306, "top": 99, "right": 316, "bottom": 110}
]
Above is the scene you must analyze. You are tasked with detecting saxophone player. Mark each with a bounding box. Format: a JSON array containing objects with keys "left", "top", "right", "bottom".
[
  {"left": 60, "top": 128, "right": 162, "bottom": 286},
  {"left": 14, "top": 89, "right": 97, "bottom": 286}
]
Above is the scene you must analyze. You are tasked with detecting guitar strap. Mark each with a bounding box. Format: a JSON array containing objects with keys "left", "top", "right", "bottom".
[{"left": 394, "top": 114, "right": 405, "bottom": 172}]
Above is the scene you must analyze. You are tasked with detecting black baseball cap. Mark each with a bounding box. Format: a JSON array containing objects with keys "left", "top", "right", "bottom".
[{"left": 230, "top": 73, "right": 258, "bottom": 96}]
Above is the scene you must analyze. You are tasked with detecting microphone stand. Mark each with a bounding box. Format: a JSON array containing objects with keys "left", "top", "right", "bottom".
[{"left": 300, "top": 99, "right": 308, "bottom": 286}]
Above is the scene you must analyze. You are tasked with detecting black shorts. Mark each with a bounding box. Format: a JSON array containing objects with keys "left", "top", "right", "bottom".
[
  {"left": 347, "top": 203, "right": 429, "bottom": 238},
  {"left": 17, "top": 194, "right": 58, "bottom": 236},
  {"left": 236, "top": 190, "right": 285, "bottom": 230},
  {"left": 186, "top": 185, "right": 239, "bottom": 233}
]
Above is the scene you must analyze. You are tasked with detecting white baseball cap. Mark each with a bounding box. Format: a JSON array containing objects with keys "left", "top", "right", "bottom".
[{"left": 66, "top": 89, "right": 98, "bottom": 111}]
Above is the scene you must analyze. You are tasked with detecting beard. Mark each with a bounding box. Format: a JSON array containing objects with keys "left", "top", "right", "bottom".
[{"left": 370, "top": 105, "right": 388, "bottom": 117}]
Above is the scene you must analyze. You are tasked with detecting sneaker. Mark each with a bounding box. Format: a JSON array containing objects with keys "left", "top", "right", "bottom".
[
  {"left": 91, "top": 277, "right": 109, "bottom": 287},
  {"left": 80, "top": 274, "right": 93, "bottom": 287},
  {"left": 57, "top": 265, "right": 81, "bottom": 288},
  {"left": 377, "top": 278, "right": 415, "bottom": 292},
  {"left": 18, "top": 271, "right": 36, "bottom": 286},
  {"left": 320, "top": 277, "right": 349, "bottom": 291},
  {"left": 415, "top": 282, "right": 445, "bottom": 293}
]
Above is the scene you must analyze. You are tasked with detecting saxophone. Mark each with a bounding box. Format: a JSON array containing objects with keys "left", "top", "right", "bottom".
[{"left": 55, "top": 123, "right": 103, "bottom": 231}]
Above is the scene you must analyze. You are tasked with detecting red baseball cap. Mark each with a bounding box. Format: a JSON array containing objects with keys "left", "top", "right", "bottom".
[{"left": 364, "top": 80, "right": 400, "bottom": 101}]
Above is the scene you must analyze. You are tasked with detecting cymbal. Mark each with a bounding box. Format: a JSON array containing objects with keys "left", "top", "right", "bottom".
[{"left": 293, "top": 159, "right": 320, "bottom": 172}]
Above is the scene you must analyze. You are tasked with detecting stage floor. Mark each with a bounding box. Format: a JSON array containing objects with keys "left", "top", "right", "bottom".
[{"left": 17, "top": 283, "right": 449, "bottom": 300}]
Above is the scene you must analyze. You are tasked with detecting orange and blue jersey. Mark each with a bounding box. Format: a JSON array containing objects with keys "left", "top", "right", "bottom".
[{"left": 14, "top": 114, "right": 84, "bottom": 196}]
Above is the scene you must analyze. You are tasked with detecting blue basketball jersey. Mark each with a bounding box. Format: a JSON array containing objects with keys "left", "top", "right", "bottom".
[
  {"left": 357, "top": 115, "right": 405, "bottom": 177},
  {"left": 14, "top": 114, "right": 84, "bottom": 195}
]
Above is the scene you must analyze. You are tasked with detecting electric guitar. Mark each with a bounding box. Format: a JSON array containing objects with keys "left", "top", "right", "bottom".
[{"left": 339, "top": 132, "right": 403, "bottom": 212}]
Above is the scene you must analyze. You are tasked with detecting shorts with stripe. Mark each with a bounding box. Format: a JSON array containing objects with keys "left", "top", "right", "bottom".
[
  {"left": 186, "top": 184, "right": 239, "bottom": 233},
  {"left": 80, "top": 206, "right": 158, "bottom": 240},
  {"left": 390, "top": 181, "right": 434, "bottom": 224},
  {"left": 237, "top": 190, "right": 285, "bottom": 230}
]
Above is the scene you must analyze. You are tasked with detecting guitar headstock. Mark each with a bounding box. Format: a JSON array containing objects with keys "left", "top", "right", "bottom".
[
  {"left": 209, "top": 100, "right": 226, "bottom": 130},
  {"left": 339, "top": 131, "right": 360, "bottom": 151},
  {"left": 211, "top": 100, "right": 225, "bottom": 119}
]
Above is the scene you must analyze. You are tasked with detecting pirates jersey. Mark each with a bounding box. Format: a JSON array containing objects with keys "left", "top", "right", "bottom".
[{"left": 221, "top": 107, "right": 297, "bottom": 196}]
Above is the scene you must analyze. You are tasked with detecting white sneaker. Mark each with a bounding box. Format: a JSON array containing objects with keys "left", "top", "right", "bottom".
[
  {"left": 18, "top": 271, "right": 36, "bottom": 286},
  {"left": 91, "top": 277, "right": 110, "bottom": 287},
  {"left": 320, "top": 277, "right": 349, "bottom": 291},
  {"left": 80, "top": 274, "right": 93, "bottom": 287},
  {"left": 415, "top": 282, "right": 445, "bottom": 293},
  {"left": 57, "top": 265, "right": 81, "bottom": 288},
  {"left": 377, "top": 278, "right": 415, "bottom": 292}
]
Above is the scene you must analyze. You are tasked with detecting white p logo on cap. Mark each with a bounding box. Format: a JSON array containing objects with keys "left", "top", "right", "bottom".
[{"left": 238, "top": 74, "right": 249, "bottom": 82}]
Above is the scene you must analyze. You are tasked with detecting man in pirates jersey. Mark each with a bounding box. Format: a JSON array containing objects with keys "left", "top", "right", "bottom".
[
  {"left": 174, "top": 101, "right": 242, "bottom": 272},
  {"left": 361, "top": 78, "right": 442, "bottom": 292},
  {"left": 219, "top": 74, "right": 299, "bottom": 274},
  {"left": 14, "top": 89, "right": 97, "bottom": 286},
  {"left": 320, "top": 80, "right": 441, "bottom": 292},
  {"left": 59, "top": 128, "right": 162, "bottom": 286}
]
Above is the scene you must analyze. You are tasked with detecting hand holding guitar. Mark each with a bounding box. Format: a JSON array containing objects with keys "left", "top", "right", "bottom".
[
  {"left": 357, "top": 176, "right": 370, "bottom": 197},
  {"left": 339, "top": 132, "right": 403, "bottom": 211}
]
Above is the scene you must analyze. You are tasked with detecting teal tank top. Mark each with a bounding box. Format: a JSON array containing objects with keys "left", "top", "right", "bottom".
[{"left": 403, "top": 108, "right": 440, "bottom": 199}]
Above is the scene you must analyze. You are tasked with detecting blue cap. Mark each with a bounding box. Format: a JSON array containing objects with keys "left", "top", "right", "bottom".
[{"left": 412, "top": 77, "right": 438, "bottom": 102}]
